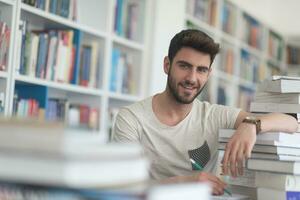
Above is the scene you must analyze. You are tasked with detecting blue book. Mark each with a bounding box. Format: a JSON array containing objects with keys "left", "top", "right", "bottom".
[
  {"left": 110, "top": 48, "right": 121, "bottom": 92},
  {"left": 35, "top": 33, "right": 45, "bottom": 78},
  {"left": 116, "top": 0, "right": 124, "bottom": 36},
  {"left": 71, "top": 29, "right": 82, "bottom": 85},
  {"left": 35, "top": 33, "right": 48, "bottom": 79},
  {"left": 19, "top": 21, "right": 27, "bottom": 75},
  {"left": 49, "top": 0, "right": 57, "bottom": 14},
  {"left": 15, "top": 84, "right": 48, "bottom": 109},
  {"left": 61, "top": 0, "right": 70, "bottom": 18},
  {"left": 287, "top": 191, "right": 300, "bottom": 199}
]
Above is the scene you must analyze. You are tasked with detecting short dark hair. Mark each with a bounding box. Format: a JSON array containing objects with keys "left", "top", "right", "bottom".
[{"left": 168, "top": 29, "right": 220, "bottom": 66}]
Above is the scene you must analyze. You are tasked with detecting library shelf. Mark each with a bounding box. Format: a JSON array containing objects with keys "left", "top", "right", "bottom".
[
  {"left": 0, "top": 0, "right": 14, "bottom": 6},
  {"left": 112, "top": 34, "right": 144, "bottom": 51},
  {"left": 21, "top": 3, "right": 108, "bottom": 38},
  {"left": 108, "top": 92, "right": 141, "bottom": 102},
  {"left": 15, "top": 74, "right": 103, "bottom": 97}
]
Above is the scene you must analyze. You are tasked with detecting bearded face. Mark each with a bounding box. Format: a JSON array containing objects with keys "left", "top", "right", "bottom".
[
  {"left": 167, "top": 70, "right": 206, "bottom": 104},
  {"left": 164, "top": 48, "right": 211, "bottom": 104}
]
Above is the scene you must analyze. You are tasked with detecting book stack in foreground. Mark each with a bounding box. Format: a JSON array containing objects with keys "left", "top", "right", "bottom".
[
  {"left": 249, "top": 76, "right": 300, "bottom": 200},
  {"left": 0, "top": 118, "right": 149, "bottom": 199},
  {"left": 252, "top": 76, "right": 300, "bottom": 131},
  {"left": 219, "top": 76, "right": 300, "bottom": 200}
]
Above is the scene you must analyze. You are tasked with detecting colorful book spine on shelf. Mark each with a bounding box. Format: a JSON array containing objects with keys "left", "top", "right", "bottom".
[
  {"left": 54, "top": 30, "right": 74, "bottom": 83},
  {"left": 110, "top": 48, "right": 120, "bottom": 92},
  {"left": 78, "top": 42, "right": 100, "bottom": 88},
  {"left": 0, "top": 21, "right": 11, "bottom": 71},
  {"left": 238, "top": 86, "right": 254, "bottom": 111},
  {"left": 88, "top": 42, "right": 100, "bottom": 88},
  {"left": 208, "top": 0, "right": 217, "bottom": 26},
  {"left": 268, "top": 31, "right": 283, "bottom": 61},
  {"left": 193, "top": 0, "right": 210, "bottom": 22},
  {"left": 46, "top": 98, "right": 68, "bottom": 122},
  {"left": 221, "top": 1, "right": 236, "bottom": 35},
  {"left": 114, "top": 0, "right": 142, "bottom": 41},
  {"left": 217, "top": 83, "right": 227, "bottom": 105},
  {"left": 71, "top": 29, "right": 82, "bottom": 85},
  {"left": 114, "top": 0, "right": 124, "bottom": 36},
  {"left": 220, "top": 42, "right": 235, "bottom": 74},
  {"left": 35, "top": 33, "right": 49, "bottom": 79},
  {"left": 240, "top": 49, "right": 259, "bottom": 83},
  {"left": 14, "top": 84, "right": 48, "bottom": 119},
  {"left": 110, "top": 48, "right": 135, "bottom": 94},
  {"left": 240, "top": 13, "right": 262, "bottom": 50},
  {"left": 19, "top": 29, "right": 89, "bottom": 86},
  {"left": 287, "top": 45, "right": 300, "bottom": 65},
  {"left": 67, "top": 104, "right": 99, "bottom": 130},
  {"left": 79, "top": 45, "right": 91, "bottom": 87},
  {"left": 19, "top": 21, "right": 27, "bottom": 75},
  {"left": 23, "top": 0, "right": 77, "bottom": 21}
]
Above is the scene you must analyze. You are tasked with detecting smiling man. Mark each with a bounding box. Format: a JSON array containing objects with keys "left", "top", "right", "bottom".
[{"left": 112, "top": 29, "right": 298, "bottom": 195}]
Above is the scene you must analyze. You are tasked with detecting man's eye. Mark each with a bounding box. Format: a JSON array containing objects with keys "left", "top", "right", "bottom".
[
  {"left": 198, "top": 68, "right": 208, "bottom": 73},
  {"left": 180, "top": 64, "right": 189, "bottom": 69}
]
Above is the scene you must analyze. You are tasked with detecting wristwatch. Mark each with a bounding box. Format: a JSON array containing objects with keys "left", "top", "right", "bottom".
[{"left": 242, "top": 116, "right": 261, "bottom": 134}]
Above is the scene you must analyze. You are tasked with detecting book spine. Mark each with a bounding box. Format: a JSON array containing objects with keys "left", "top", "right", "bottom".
[{"left": 287, "top": 191, "right": 300, "bottom": 200}]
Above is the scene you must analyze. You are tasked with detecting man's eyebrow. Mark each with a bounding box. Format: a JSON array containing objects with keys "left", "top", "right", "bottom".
[
  {"left": 177, "top": 60, "right": 209, "bottom": 69},
  {"left": 176, "top": 60, "right": 193, "bottom": 66}
]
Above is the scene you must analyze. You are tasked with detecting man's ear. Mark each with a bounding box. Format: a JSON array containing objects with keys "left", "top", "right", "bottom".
[{"left": 163, "top": 56, "right": 170, "bottom": 74}]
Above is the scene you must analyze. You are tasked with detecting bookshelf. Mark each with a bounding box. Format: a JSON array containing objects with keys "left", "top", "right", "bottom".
[
  {"left": 0, "top": 0, "right": 17, "bottom": 116},
  {"left": 185, "top": 0, "right": 286, "bottom": 111},
  {"left": 0, "top": 0, "right": 149, "bottom": 139}
]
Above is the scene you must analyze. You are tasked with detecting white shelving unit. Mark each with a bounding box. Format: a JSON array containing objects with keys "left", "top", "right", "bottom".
[
  {"left": 185, "top": 0, "right": 286, "bottom": 111},
  {"left": 0, "top": 0, "right": 149, "bottom": 140},
  {"left": 0, "top": 0, "right": 18, "bottom": 116}
]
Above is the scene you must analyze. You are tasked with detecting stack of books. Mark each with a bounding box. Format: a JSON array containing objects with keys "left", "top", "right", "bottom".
[
  {"left": 219, "top": 76, "right": 300, "bottom": 200},
  {"left": 250, "top": 76, "right": 300, "bottom": 199},
  {"left": 0, "top": 118, "right": 149, "bottom": 199},
  {"left": 252, "top": 76, "right": 300, "bottom": 131}
]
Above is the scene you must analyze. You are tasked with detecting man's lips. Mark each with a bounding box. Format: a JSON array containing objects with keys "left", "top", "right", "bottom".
[{"left": 180, "top": 84, "right": 198, "bottom": 92}]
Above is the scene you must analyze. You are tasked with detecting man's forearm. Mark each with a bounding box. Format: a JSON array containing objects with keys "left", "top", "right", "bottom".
[
  {"left": 258, "top": 113, "right": 298, "bottom": 133},
  {"left": 235, "top": 111, "right": 298, "bottom": 134},
  {"left": 159, "top": 175, "right": 190, "bottom": 184}
]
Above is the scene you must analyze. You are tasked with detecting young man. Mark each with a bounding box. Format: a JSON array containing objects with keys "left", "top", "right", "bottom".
[{"left": 112, "top": 29, "right": 298, "bottom": 195}]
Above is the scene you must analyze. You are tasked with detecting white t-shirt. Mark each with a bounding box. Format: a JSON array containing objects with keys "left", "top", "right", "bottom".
[{"left": 112, "top": 97, "right": 241, "bottom": 180}]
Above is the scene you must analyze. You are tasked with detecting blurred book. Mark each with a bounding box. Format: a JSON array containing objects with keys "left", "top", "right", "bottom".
[
  {"left": 254, "top": 92, "right": 300, "bottom": 104},
  {"left": 247, "top": 159, "right": 300, "bottom": 175},
  {"left": 257, "top": 76, "right": 300, "bottom": 93},
  {"left": 219, "top": 129, "right": 300, "bottom": 144},
  {"left": 257, "top": 187, "right": 300, "bottom": 200},
  {"left": 0, "top": 118, "right": 149, "bottom": 188},
  {"left": 250, "top": 102, "right": 300, "bottom": 114},
  {"left": 212, "top": 193, "right": 250, "bottom": 200},
  {"left": 0, "top": 182, "right": 144, "bottom": 200},
  {"left": 0, "top": 151, "right": 149, "bottom": 188},
  {"left": 219, "top": 142, "right": 300, "bottom": 155},
  {"left": 255, "top": 171, "right": 300, "bottom": 191},
  {"left": 148, "top": 183, "right": 211, "bottom": 200}
]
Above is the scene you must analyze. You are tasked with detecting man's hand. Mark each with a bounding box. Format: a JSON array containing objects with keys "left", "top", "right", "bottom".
[
  {"left": 161, "top": 172, "right": 227, "bottom": 195},
  {"left": 222, "top": 123, "right": 257, "bottom": 177},
  {"left": 191, "top": 172, "right": 227, "bottom": 195}
]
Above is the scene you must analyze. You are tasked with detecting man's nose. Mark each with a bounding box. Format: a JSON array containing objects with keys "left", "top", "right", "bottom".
[{"left": 186, "top": 69, "right": 197, "bottom": 83}]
